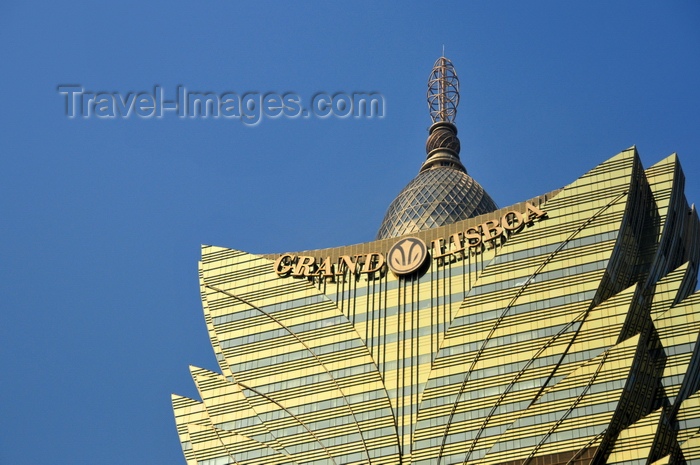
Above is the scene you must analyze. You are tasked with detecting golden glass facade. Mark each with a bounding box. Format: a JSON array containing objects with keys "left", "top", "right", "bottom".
[{"left": 173, "top": 147, "right": 700, "bottom": 464}]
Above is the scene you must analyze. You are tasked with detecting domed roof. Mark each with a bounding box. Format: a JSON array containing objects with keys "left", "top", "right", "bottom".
[
  {"left": 376, "top": 56, "right": 498, "bottom": 240},
  {"left": 376, "top": 166, "right": 497, "bottom": 240}
]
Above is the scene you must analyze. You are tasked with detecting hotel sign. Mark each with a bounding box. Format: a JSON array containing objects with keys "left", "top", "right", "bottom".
[
  {"left": 430, "top": 202, "right": 546, "bottom": 261},
  {"left": 274, "top": 202, "right": 546, "bottom": 279},
  {"left": 274, "top": 252, "right": 385, "bottom": 278}
]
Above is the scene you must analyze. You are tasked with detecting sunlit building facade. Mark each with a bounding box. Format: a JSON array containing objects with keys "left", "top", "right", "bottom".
[{"left": 173, "top": 58, "right": 700, "bottom": 464}]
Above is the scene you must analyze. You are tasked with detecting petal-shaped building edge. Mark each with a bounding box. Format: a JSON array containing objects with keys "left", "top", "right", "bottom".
[
  {"left": 606, "top": 406, "right": 667, "bottom": 465},
  {"left": 190, "top": 366, "right": 290, "bottom": 457},
  {"left": 197, "top": 248, "right": 401, "bottom": 464},
  {"left": 174, "top": 148, "right": 700, "bottom": 464},
  {"left": 673, "top": 390, "right": 700, "bottom": 463},
  {"left": 479, "top": 334, "right": 642, "bottom": 464},
  {"left": 413, "top": 149, "right": 644, "bottom": 462},
  {"left": 655, "top": 291, "right": 700, "bottom": 406},
  {"left": 172, "top": 394, "right": 209, "bottom": 465}
]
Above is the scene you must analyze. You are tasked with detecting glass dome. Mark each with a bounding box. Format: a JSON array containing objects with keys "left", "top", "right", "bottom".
[{"left": 376, "top": 166, "right": 498, "bottom": 240}]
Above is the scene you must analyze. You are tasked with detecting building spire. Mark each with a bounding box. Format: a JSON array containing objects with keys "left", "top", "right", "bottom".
[
  {"left": 427, "top": 56, "right": 460, "bottom": 123},
  {"left": 375, "top": 55, "right": 498, "bottom": 240},
  {"left": 422, "top": 56, "right": 464, "bottom": 173}
]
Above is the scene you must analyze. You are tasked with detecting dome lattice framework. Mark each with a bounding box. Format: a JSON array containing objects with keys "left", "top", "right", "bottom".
[{"left": 375, "top": 166, "right": 498, "bottom": 240}]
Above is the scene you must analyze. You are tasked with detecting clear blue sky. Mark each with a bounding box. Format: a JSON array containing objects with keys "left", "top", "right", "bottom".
[{"left": 1, "top": 2, "right": 699, "bottom": 464}]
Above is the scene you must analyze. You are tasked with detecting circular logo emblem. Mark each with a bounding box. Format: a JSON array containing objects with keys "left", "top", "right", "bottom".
[{"left": 387, "top": 237, "right": 429, "bottom": 275}]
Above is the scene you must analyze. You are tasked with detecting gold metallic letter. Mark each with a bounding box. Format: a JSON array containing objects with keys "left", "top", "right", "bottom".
[
  {"left": 480, "top": 220, "right": 504, "bottom": 244},
  {"left": 502, "top": 210, "right": 525, "bottom": 232},
  {"left": 315, "top": 256, "right": 334, "bottom": 277},
  {"left": 337, "top": 255, "right": 359, "bottom": 275},
  {"left": 274, "top": 254, "right": 294, "bottom": 276},
  {"left": 464, "top": 227, "right": 482, "bottom": 248},
  {"left": 524, "top": 202, "right": 546, "bottom": 221},
  {"left": 362, "top": 253, "right": 385, "bottom": 274},
  {"left": 292, "top": 256, "right": 316, "bottom": 277}
]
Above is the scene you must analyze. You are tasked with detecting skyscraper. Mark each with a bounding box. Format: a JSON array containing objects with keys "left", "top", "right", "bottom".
[{"left": 173, "top": 57, "right": 700, "bottom": 465}]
